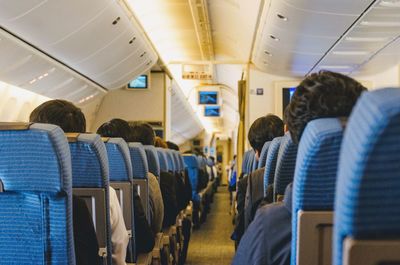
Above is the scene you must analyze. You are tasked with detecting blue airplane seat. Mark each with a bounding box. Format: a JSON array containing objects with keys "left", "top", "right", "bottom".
[
  {"left": 334, "top": 88, "right": 400, "bottom": 265},
  {"left": 263, "top": 137, "right": 282, "bottom": 197},
  {"left": 291, "top": 118, "right": 345, "bottom": 265},
  {"left": 258, "top": 141, "right": 271, "bottom": 169},
  {"left": 156, "top": 147, "right": 169, "bottom": 172},
  {"left": 273, "top": 132, "right": 298, "bottom": 201},
  {"left": 183, "top": 154, "right": 200, "bottom": 202},
  {"left": 0, "top": 123, "right": 75, "bottom": 265},
  {"left": 144, "top": 145, "right": 161, "bottom": 179},
  {"left": 68, "top": 133, "right": 112, "bottom": 264}
]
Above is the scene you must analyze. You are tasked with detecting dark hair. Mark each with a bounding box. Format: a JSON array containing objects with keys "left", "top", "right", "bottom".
[
  {"left": 166, "top": 141, "right": 179, "bottom": 151},
  {"left": 29, "top": 99, "right": 86, "bottom": 133},
  {"left": 248, "top": 114, "right": 284, "bottom": 153},
  {"left": 130, "top": 122, "right": 155, "bottom": 145},
  {"left": 285, "top": 70, "right": 366, "bottom": 143},
  {"left": 97, "top": 118, "right": 132, "bottom": 142}
]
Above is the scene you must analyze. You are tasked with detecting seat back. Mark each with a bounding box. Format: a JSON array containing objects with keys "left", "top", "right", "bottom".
[
  {"left": 165, "top": 149, "right": 176, "bottom": 174},
  {"left": 258, "top": 141, "right": 271, "bottom": 169},
  {"left": 334, "top": 88, "right": 400, "bottom": 265},
  {"left": 183, "top": 154, "right": 200, "bottom": 202},
  {"left": 144, "top": 145, "right": 161, "bottom": 180},
  {"left": 67, "top": 133, "right": 111, "bottom": 264},
  {"left": 156, "top": 147, "right": 169, "bottom": 172},
  {"left": 241, "top": 150, "right": 252, "bottom": 175},
  {"left": 172, "top": 150, "right": 182, "bottom": 173},
  {"left": 263, "top": 137, "right": 282, "bottom": 197},
  {"left": 273, "top": 132, "right": 298, "bottom": 201},
  {"left": 247, "top": 150, "right": 255, "bottom": 173},
  {"left": 292, "top": 118, "right": 345, "bottom": 265},
  {"left": 0, "top": 123, "right": 75, "bottom": 265},
  {"left": 128, "top": 142, "right": 150, "bottom": 221},
  {"left": 103, "top": 137, "right": 135, "bottom": 262}
]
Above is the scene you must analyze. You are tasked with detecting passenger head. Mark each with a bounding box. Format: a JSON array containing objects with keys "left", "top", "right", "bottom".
[
  {"left": 154, "top": 136, "right": 168, "bottom": 148},
  {"left": 248, "top": 114, "right": 284, "bottom": 157},
  {"left": 29, "top": 99, "right": 86, "bottom": 133},
  {"left": 130, "top": 122, "right": 155, "bottom": 145},
  {"left": 285, "top": 70, "right": 367, "bottom": 143},
  {"left": 97, "top": 118, "right": 132, "bottom": 142},
  {"left": 166, "top": 141, "right": 179, "bottom": 151}
]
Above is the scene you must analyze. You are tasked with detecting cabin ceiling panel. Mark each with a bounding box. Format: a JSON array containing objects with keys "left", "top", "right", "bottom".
[
  {"left": 0, "top": 0, "right": 158, "bottom": 89},
  {"left": 0, "top": 29, "right": 106, "bottom": 105}
]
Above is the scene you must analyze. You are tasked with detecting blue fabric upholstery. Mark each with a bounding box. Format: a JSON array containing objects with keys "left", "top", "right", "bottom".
[
  {"left": 242, "top": 150, "right": 252, "bottom": 175},
  {"left": 183, "top": 154, "right": 200, "bottom": 202},
  {"left": 144, "top": 145, "right": 160, "bottom": 178},
  {"left": 69, "top": 133, "right": 112, "bottom": 264},
  {"left": 263, "top": 137, "right": 282, "bottom": 196},
  {"left": 247, "top": 150, "right": 255, "bottom": 173},
  {"left": 156, "top": 148, "right": 169, "bottom": 172},
  {"left": 252, "top": 156, "right": 258, "bottom": 172},
  {"left": 105, "top": 138, "right": 133, "bottom": 181},
  {"left": 258, "top": 141, "right": 271, "bottom": 169},
  {"left": 128, "top": 142, "right": 149, "bottom": 179},
  {"left": 174, "top": 151, "right": 184, "bottom": 172},
  {"left": 172, "top": 151, "right": 182, "bottom": 172},
  {"left": 0, "top": 123, "right": 75, "bottom": 264},
  {"left": 291, "top": 118, "right": 345, "bottom": 265},
  {"left": 165, "top": 150, "right": 176, "bottom": 173},
  {"left": 333, "top": 88, "right": 400, "bottom": 265},
  {"left": 274, "top": 132, "right": 298, "bottom": 199}
]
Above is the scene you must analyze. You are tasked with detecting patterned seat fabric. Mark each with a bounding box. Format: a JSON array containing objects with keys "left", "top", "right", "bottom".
[
  {"left": 291, "top": 118, "right": 345, "bottom": 265},
  {"left": 68, "top": 133, "right": 112, "bottom": 264},
  {"left": 258, "top": 141, "right": 271, "bottom": 169},
  {"left": 105, "top": 137, "right": 133, "bottom": 181},
  {"left": 156, "top": 147, "right": 169, "bottom": 172},
  {"left": 0, "top": 123, "right": 75, "bottom": 265},
  {"left": 263, "top": 137, "right": 282, "bottom": 196},
  {"left": 172, "top": 150, "right": 182, "bottom": 172},
  {"left": 334, "top": 88, "right": 400, "bottom": 265},
  {"left": 273, "top": 132, "right": 298, "bottom": 200},
  {"left": 242, "top": 150, "right": 252, "bottom": 175},
  {"left": 247, "top": 150, "right": 255, "bottom": 173},
  {"left": 128, "top": 142, "right": 149, "bottom": 179},
  {"left": 144, "top": 145, "right": 161, "bottom": 178},
  {"left": 183, "top": 154, "right": 200, "bottom": 202},
  {"left": 165, "top": 150, "right": 176, "bottom": 173}
]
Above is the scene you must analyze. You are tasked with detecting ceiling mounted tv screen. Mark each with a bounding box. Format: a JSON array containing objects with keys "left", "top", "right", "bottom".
[
  {"left": 198, "top": 91, "right": 218, "bottom": 105},
  {"left": 204, "top": 106, "right": 220, "bottom": 117},
  {"left": 127, "top": 75, "right": 148, "bottom": 89}
]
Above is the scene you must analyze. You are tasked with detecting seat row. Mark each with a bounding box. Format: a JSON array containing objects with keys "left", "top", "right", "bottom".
[
  {"left": 0, "top": 124, "right": 191, "bottom": 265},
  {"left": 239, "top": 87, "right": 400, "bottom": 265}
]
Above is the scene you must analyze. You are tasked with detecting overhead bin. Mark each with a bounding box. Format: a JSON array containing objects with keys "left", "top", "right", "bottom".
[
  {"left": 0, "top": 29, "right": 106, "bottom": 105},
  {"left": 170, "top": 81, "right": 203, "bottom": 145},
  {"left": 0, "top": 0, "right": 158, "bottom": 89}
]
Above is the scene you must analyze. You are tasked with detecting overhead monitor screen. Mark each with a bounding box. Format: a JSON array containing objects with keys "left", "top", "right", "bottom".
[
  {"left": 204, "top": 106, "right": 220, "bottom": 117},
  {"left": 198, "top": 91, "right": 218, "bottom": 105},
  {"left": 127, "top": 75, "right": 148, "bottom": 89},
  {"left": 282, "top": 87, "right": 296, "bottom": 116}
]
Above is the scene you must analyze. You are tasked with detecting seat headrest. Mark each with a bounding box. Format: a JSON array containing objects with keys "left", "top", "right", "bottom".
[
  {"left": 242, "top": 150, "right": 252, "bottom": 174},
  {"left": 183, "top": 154, "right": 199, "bottom": 168},
  {"left": 293, "top": 118, "right": 345, "bottom": 211},
  {"left": 144, "top": 145, "right": 160, "bottom": 177},
  {"left": 172, "top": 151, "right": 181, "bottom": 171},
  {"left": 263, "top": 137, "right": 282, "bottom": 196},
  {"left": 0, "top": 123, "right": 71, "bottom": 193},
  {"left": 67, "top": 133, "right": 109, "bottom": 188},
  {"left": 165, "top": 150, "right": 176, "bottom": 172},
  {"left": 258, "top": 141, "right": 271, "bottom": 169},
  {"left": 334, "top": 88, "right": 400, "bottom": 265},
  {"left": 274, "top": 132, "right": 298, "bottom": 198},
  {"left": 128, "top": 142, "right": 149, "bottom": 179},
  {"left": 156, "top": 148, "right": 169, "bottom": 172},
  {"left": 104, "top": 138, "right": 133, "bottom": 181}
]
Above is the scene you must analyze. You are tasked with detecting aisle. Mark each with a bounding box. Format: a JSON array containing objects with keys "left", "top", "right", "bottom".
[{"left": 185, "top": 186, "right": 235, "bottom": 265}]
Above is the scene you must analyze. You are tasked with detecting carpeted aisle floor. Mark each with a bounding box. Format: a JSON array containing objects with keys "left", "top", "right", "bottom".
[{"left": 185, "top": 186, "right": 235, "bottom": 265}]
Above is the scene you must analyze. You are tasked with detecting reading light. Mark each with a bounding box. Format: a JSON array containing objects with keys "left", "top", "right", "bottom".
[
  {"left": 379, "top": 0, "right": 400, "bottom": 7},
  {"left": 277, "top": 13, "right": 288, "bottom": 21},
  {"left": 332, "top": 51, "right": 369, "bottom": 55},
  {"left": 270, "top": 35, "right": 280, "bottom": 41},
  {"left": 345, "top": 36, "right": 388, "bottom": 42},
  {"left": 361, "top": 21, "right": 400, "bottom": 27},
  {"left": 264, "top": 50, "right": 272, "bottom": 56}
]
